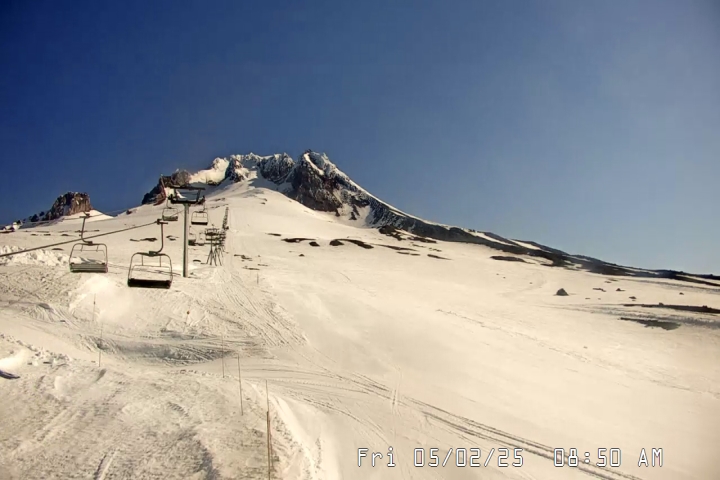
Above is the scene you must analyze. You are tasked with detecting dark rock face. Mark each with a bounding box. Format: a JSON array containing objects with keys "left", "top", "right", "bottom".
[
  {"left": 142, "top": 170, "right": 192, "bottom": 205},
  {"left": 226, "top": 157, "right": 246, "bottom": 183},
  {"left": 142, "top": 184, "right": 164, "bottom": 205},
  {"left": 169, "top": 170, "right": 192, "bottom": 187},
  {"left": 491, "top": 256, "right": 526, "bottom": 263},
  {"left": 42, "top": 192, "right": 92, "bottom": 221},
  {"left": 285, "top": 157, "right": 343, "bottom": 212},
  {"left": 556, "top": 288, "right": 569, "bottom": 296},
  {"left": 257, "top": 154, "right": 294, "bottom": 184}
]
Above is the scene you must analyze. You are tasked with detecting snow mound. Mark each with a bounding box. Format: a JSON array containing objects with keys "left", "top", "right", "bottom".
[
  {"left": 59, "top": 209, "right": 113, "bottom": 222},
  {"left": 189, "top": 157, "right": 231, "bottom": 184},
  {"left": 0, "top": 245, "right": 69, "bottom": 266}
]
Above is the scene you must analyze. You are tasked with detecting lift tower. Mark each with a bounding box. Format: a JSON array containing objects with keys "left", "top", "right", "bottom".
[{"left": 168, "top": 185, "right": 205, "bottom": 278}]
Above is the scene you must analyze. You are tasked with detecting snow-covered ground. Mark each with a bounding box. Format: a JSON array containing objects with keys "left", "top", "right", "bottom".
[
  {"left": 512, "top": 239, "right": 543, "bottom": 251},
  {"left": 1, "top": 181, "right": 719, "bottom": 480}
]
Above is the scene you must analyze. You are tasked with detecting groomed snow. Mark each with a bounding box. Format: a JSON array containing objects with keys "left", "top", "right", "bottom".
[
  {"left": 59, "top": 209, "right": 113, "bottom": 222},
  {"left": 0, "top": 180, "right": 718, "bottom": 480}
]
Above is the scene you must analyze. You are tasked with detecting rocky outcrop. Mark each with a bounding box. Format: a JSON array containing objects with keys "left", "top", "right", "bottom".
[
  {"left": 225, "top": 156, "right": 247, "bottom": 183},
  {"left": 141, "top": 184, "right": 165, "bottom": 205},
  {"left": 141, "top": 170, "right": 193, "bottom": 204},
  {"left": 169, "top": 170, "right": 192, "bottom": 187},
  {"left": 284, "top": 155, "right": 343, "bottom": 212},
  {"left": 41, "top": 192, "right": 92, "bottom": 221},
  {"left": 258, "top": 154, "right": 294, "bottom": 184}
]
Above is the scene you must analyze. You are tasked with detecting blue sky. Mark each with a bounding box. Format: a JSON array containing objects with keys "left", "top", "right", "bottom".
[{"left": 1, "top": 0, "right": 718, "bottom": 273}]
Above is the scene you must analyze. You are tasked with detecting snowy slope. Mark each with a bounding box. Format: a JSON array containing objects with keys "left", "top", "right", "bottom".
[
  {"left": 1, "top": 178, "right": 719, "bottom": 480},
  {"left": 138, "top": 151, "right": 720, "bottom": 286}
]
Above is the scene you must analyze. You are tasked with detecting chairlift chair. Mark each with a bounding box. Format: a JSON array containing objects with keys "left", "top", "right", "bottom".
[
  {"left": 69, "top": 214, "right": 108, "bottom": 273},
  {"left": 191, "top": 209, "right": 209, "bottom": 226},
  {"left": 161, "top": 204, "right": 179, "bottom": 222},
  {"left": 188, "top": 231, "right": 197, "bottom": 246},
  {"left": 127, "top": 220, "right": 173, "bottom": 289},
  {"left": 161, "top": 190, "right": 180, "bottom": 221}
]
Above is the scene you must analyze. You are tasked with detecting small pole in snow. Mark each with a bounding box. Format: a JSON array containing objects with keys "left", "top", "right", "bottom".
[
  {"left": 266, "top": 379, "right": 272, "bottom": 478},
  {"left": 183, "top": 203, "right": 190, "bottom": 278},
  {"left": 266, "top": 380, "right": 273, "bottom": 471},
  {"left": 237, "top": 353, "right": 243, "bottom": 415},
  {"left": 267, "top": 411, "right": 272, "bottom": 479}
]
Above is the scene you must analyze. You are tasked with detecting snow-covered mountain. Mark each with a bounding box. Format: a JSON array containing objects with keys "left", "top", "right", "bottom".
[
  {"left": 2, "top": 150, "right": 719, "bottom": 480},
  {"left": 142, "top": 151, "right": 720, "bottom": 285}
]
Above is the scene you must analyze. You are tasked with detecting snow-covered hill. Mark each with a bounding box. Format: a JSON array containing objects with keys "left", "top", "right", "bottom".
[
  {"left": 142, "top": 151, "right": 720, "bottom": 284},
  {"left": 1, "top": 175, "right": 719, "bottom": 479}
]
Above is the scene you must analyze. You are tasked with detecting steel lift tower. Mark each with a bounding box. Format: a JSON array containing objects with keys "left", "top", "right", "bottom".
[{"left": 168, "top": 185, "right": 205, "bottom": 278}]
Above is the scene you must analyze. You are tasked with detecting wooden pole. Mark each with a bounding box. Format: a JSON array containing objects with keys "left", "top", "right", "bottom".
[
  {"left": 182, "top": 203, "right": 189, "bottom": 278},
  {"left": 267, "top": 411, "right": 271, "bottom": 480},
  {"left": 266, "top": 380, "right": 273, "bottom": 474},
  {"left": 237, "top": 354, "right": 243, "bottom": 415}
]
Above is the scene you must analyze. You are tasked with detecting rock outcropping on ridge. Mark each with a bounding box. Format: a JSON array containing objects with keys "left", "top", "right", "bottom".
[{"left": 34, "top": 192, "right": 92, "bottom": 222}]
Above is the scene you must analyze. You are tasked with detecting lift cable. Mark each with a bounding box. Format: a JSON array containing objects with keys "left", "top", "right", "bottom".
[
  {"left": 4, "top": 206, "right": 143, "bottom": 229},
  {"left": 0, "top": 221, "right": 158, "bottom": 260}
]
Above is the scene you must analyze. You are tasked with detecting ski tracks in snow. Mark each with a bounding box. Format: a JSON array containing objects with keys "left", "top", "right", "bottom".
[
  {"left": 93, "top": 450, "right": 116, "bottom": 480},
  {"left": 248, "top": 349, "right": 645, "bottom": 480}
]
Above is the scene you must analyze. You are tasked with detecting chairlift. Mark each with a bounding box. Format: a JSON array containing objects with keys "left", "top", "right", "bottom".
[
  {"left": 127, "top": 220, "right": 173, "bottom": 289},
  {"left": 69, "top": 214, "right": 108, "bottom": 273},
  {"left": 161, "top": 204, "right": 179, "bottom": 222},
  {"left": 191, "top": 209, "right": 208, "bottom": 226},
  {"left": 161, "top": 189, "right": 179, "bottom": 221},
  {"left": 188, "top": 231, "right": 197, "bottom": 246}
]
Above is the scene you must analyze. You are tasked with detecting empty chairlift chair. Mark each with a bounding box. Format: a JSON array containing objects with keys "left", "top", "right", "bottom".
[
  {"left": 162, "top": 192, "right": 180, "bottom": 222},
  {"left": 127, "top": 220, "right": 173, "bottom": 289},
  {"left": 162, "top": 203, "right": 179, "bottom": 222},
  {"left": 191, "top": 208, "right": 209, "bottom": 226},
  {"left": 69, "top": 214, "right": 108, "bottom": 273}
]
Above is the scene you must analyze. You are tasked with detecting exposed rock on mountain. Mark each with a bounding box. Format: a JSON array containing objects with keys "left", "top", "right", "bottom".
[
  {"left": 225, "top": 156, "right": 247, "bottom": 183},
  {"left": 4, "top": 192, "right": 94, "bottom": 230},
  {"left": 141, "top": 170, "right": 193, "bottom": 205},
  {"left": 141, "top": 184, "right": 164, "bottom": 205},
  {"left": 256, "top": 154, "right": 294, "bottom": 184},
  {"left": 41, "top": 192, "right": 92, "bottom": 221}
]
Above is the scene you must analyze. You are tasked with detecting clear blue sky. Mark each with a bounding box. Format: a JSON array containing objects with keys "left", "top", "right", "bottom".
[{"left": 1, "top": 0, "right": 718, "bottom": 273}]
